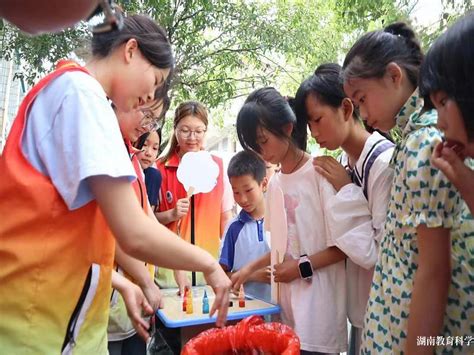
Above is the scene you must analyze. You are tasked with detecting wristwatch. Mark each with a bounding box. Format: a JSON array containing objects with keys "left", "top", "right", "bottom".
[{"left": 298, "top": 254, "right": 313, "bottom": 281}]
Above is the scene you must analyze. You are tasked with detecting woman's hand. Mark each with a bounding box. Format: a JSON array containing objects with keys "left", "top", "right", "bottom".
[
  {"left": 273, "top": 259, "right": 299, "bottom": 283},
  {"left": 173, "top": 198, "right": 190, "bottom": 220},
  {"left": 203, "top": 261, "right": 231, "bottom": 327},
  {"left": 140, "top": 281, "right": 163, "bottom": 311},
  {"left": 119, "top": 278, "right": 154, "bottom": 341},
  {"left": 173, "top": 269, "right": 192, "bottom": 296},
  {"left": 313, "top": 156, "right": 351, "bottom": 191}
]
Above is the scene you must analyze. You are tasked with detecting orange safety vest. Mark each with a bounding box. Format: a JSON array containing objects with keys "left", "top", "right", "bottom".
[
  {"left": 108, "top": 141, "right": 154, "bottom": 340},
  {"left": 156, "top": 152, "right": 225, "bottom": 287},
  {"left": 0, "top": 60, "right": 115, "bottom": 354}
]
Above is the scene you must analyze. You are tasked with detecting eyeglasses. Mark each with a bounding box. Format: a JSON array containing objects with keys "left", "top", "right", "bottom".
[
  {"left": 140, "top": 109, "right": 163, "bottom": 132},
  {"left": 90, "top": 0, "right": 124, "bottom": 34},
  {"left": 177, "top": 127, "right": 207, "bottom": 139}
]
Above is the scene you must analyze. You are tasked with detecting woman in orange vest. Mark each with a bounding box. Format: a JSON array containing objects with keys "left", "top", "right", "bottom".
[
  {"left": 155, "top": 101, "right": 234, "bottom": 292},
  {"left": 108, "top": 94, "right": 169, "bottom": 355},
  {"left": 0, "top": 14, "right": 230, "bottom": 355}
]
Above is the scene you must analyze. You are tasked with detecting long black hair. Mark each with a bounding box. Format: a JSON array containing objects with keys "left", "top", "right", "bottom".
[
  {"left": 92, "top": 14, "right": 174, "bottom": 71},
  {"left": 342, "top": 22, "right": 423, "bottom": 89},
  {"left": 236, "top": 87, "right": 307, "bottom": 153},
  {"left": 294, "top": 63, "right": 352, "bottom": 123},
  {"left": 419, "top": 12, "right": 474, "bottom": 139}
]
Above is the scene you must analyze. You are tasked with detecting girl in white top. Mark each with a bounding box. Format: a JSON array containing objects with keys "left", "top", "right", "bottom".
[
  {"left": 293, "top": 63, "right": 394, "bottom": 354},
  {"left": 236, "top": 87, "right": 355, "bottom": 354}
]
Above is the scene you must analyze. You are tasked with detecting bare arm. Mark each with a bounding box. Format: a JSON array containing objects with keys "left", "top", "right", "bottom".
[
  {"left": 308, "top": 246, "right": 346, "bottom": 270},
  {"left": 111, "top": 271, "right": 153, "bottom": 341},
  {"left": 89, "top": 176, "right": 230, "bottom": 326},
  {"left": 273, "top": 246, "right": 346, "bottom": 283},
  {"left": 231, "top": 252, "right": 271, "bottom": 292},
  {"left": 406, "top": 224, "right": 451, "bottom": 354},
  {"left": 115, "top": 244, "right": 163, "bottom": 310}
]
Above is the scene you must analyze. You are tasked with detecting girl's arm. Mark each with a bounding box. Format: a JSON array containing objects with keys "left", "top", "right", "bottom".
[
  {"left": 406, "top": 224, "right": 451, "bottom": 354},
  {"left": 89, "top": 175, "right": 231, "bottom": 326},
  {"left": 316, "top": 155, "right": 393, "bottom": 269},
  {"left": 115, "top": 244, "right": 163, "bottom": 310},
  {"left": 111, "top": 271, "right": 153, "bottom": 341}
]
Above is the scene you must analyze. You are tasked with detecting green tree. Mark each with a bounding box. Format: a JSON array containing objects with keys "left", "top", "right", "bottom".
[{"left": 0, "top": 0, "right": 414, "bottom": 108}]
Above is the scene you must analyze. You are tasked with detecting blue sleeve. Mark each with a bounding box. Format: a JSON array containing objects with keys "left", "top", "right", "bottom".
[
  {"left": 144, "top": 167, "right": 162, "bottom": 207},
  {"left": 219, "top": 220, "right": 243, "bottom": 271}
]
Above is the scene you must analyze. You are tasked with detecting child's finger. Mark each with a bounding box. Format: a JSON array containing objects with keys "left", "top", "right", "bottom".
[
  {"left": 135, "top": 321, "right": 151, "bottom": 341},
  {"left": 314, "top": 165, "right": 330, "bottom": 179},
  {"left": 433, "top": 141, "right": 444, "bottom": 159},
  {"left": 142, "top": 298, "right": 154, "bottom": 316}
]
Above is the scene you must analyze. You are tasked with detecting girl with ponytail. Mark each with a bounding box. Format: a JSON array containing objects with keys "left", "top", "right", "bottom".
[{"left": 342, "top": 22, "right": 473, "bottom": 354}]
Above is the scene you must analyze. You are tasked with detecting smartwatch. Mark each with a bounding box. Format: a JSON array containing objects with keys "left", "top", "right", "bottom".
[{"left": 298, "top": 254, "right": 313, "bottom": 281}]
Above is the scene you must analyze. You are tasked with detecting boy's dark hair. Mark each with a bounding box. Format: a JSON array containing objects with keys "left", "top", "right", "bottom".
[
  {"left": 419, "top": 12, "right": 474, "bottom": 139},
  {"left": 227, "top": 150, "right": 266, "bottom": 184},
  {"left": 92, "top": 14, "right": 174, "bottom": 71},
  {"left": 342, "top": 22, "right": 423, "bottom": 89},
  {"left": 236, "top": 87, "right": 307, "bottom": 154}
]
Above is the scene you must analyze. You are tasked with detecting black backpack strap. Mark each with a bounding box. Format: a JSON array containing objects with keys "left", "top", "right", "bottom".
[{"left": 362, "top": 140, "right": 394, "bottom": 199}]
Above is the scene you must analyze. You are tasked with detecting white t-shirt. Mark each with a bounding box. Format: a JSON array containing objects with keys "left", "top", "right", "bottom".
[
  {"left": 327, "top": 131, "right": 394, "bottom": 327},
  {"left": 22, "top": 71, "right": 136, "bottom": 210},
  {"left": 267, "top": 159, "right": 347, "bottom": 353}
]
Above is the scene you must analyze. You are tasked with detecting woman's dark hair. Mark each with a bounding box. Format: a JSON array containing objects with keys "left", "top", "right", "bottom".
[
  {"left": 160, "top": 101, "right": 208, "bottom": 163},
  {"left": 342, "top": 22, "right": 423, "bottom": 89},
  {"left": 134, "top": 128, "right": 162, "bottom": 155},
  {"left": 92, "top": 14, "right": 174, "bottom": 70},
  {"left": 227, "top": 150, "right": 266, "bottom": 184},
  {"left": 419, "top": 12, "right": 474, "bottom": 139},
  {"left": 236, "top": 87, "right": 307, "bottom": 153}
]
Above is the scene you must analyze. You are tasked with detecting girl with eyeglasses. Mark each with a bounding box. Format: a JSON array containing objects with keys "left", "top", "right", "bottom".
[
  {"left": 0, "top": 14, "right": 230, "bottom": 354},
  {"left": 155, "top": 101, "right": 234, "bottom": 295}
]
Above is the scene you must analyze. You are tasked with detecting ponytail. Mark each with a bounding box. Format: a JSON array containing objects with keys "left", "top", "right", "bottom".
[{"left": 342, "top": 22, "right": 423, "bottom": 88}]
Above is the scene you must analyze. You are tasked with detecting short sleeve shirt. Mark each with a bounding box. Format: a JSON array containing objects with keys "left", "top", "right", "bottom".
[
  {"left": 21, "top": 71, "right": 136, "bottom": 210},
  {"left": 361, "top": 90, "right": 474, "bottom": 354}
]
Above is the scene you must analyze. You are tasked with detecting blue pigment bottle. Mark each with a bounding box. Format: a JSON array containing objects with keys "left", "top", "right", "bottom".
[{"left": 202, "top": 290, "right": 209, "bottom": 314}]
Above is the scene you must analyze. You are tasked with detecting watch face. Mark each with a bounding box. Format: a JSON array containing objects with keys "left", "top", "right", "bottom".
[{"left": 299, "top": 261, "right": 312, "bottom": 278}]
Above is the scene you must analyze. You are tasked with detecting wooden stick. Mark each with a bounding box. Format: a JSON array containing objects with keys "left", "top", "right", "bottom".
[{"left": 186, "top": 186, "right": 195, "bottom": 199}]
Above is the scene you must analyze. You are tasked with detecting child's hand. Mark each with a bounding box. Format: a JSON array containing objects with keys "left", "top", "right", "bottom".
[
  {"left": 273, "top": 259, "right": 299, "bottom": 283},
  {"left": 173, "top": 198, "right": 190, "bottom": 220},
  {"left": 431, "top": 141, "right": 473, "bottom": 194},
  {"left": 203, "top": 261, "right": 231, "bottom": 327},
  {"left": 120, "top": 280, "right": 154, "bottom": 341},
  {"left": 249, "top": 266, "right": 271, "bottom": 284},
  {"left": 230, "top": 266, "right": 252, "bottom": 294},
  {"left": 141, "top": 281, "right": 164, "bottom": 311},
  {"left": 173, "top": 269, "right": 191, "bottom": 296},
  {"left": 313, "top": 156, "right": 351, "bottom": 191}
]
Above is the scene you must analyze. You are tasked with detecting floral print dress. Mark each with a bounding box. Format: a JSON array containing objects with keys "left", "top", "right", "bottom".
[{"left": 361, "top": 90, "right": 474, "bottom": 354}]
